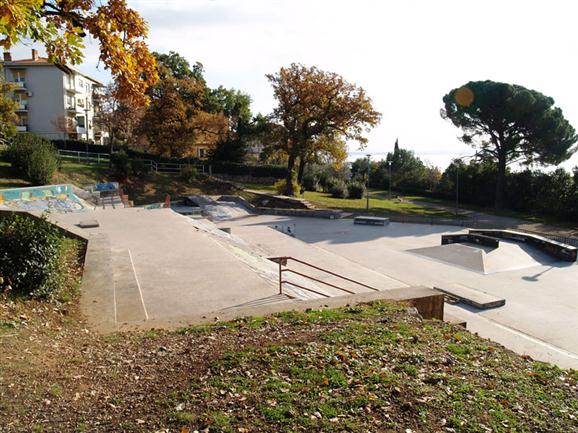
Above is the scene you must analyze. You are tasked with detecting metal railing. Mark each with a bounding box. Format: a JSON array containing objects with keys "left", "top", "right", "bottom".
[
  {"left": 270, "top": 256, "right": 380, "bottom": 298},
  {"left": 58, "top": 149, "right": 110, "bottom": 164},
  {"left": 56, "top": 150, "right": 206, "bottom": 174}
]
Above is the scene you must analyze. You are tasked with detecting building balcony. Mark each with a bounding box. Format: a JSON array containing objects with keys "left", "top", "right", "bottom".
[
  {"left": 66, "top": 105, "right": 77, "bottom": 111},
  {"left": 13, "top": 81, "right": 26, "bottom": 90},
  {"left": 15, "top": 102, "right": 28, "bottom": 111},
  {"left": 16, "top": 125, "right": 28, "bottom": 132}
]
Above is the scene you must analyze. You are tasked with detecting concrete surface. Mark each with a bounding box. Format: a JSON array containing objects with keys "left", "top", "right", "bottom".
[
  {"left": 220, "top": 215, "right": 578, "bottom": 368},
  {"left": 56, "top": 208, "right": 280, "bottom": 329}
]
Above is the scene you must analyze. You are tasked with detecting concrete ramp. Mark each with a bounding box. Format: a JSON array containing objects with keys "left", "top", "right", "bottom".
[
  {"left": 409, "top": 241, "right": 556, "bottom": 274},
  {"left": 408, "top": 243, "right": 486, "bottom": 273}
]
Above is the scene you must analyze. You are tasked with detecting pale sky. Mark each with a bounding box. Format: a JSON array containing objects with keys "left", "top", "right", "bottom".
[{"left": 11, "top": 0, "right": 578, "bottom": 170}]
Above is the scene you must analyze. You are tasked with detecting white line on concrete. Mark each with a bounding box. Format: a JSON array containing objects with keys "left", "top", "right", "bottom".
[
  {"left": 127, "top": 249, "right": 149, "bottom": 321},
  {"left": 112, "top": 275, "right": 118, "bottom": 328}
]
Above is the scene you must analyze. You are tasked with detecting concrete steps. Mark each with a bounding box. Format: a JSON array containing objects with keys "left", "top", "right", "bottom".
[{"left": 111, "top": 248, "right": 148, "bottom": 325}]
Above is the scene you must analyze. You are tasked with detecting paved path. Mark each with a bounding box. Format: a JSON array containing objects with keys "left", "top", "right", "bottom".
[{"left": 376, "top": 194, "right": 578, "bottom": 236}]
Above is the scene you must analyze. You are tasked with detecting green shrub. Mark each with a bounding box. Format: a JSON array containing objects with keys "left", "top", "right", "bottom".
[
  {"left": 130, "top": 159, "right": 149, "bottom": 176},
  {"left": 210, "top": 161, "right": 286, "bottom": 178},
  {"left": 110, "top": 150, "right": 131, "bottom": 179},
  {"left": 347, "top": 182, "right": 366, "bottom": 199},
  {"left": 28, "top": 144, "right": 58, "bottom": 184},
  {"left": 329, "top": 179, "right": 349, "bottom": 198},
  {"left": 274, "top": 178, "right": 301, "bottom": 196},
  {"left": 302, "top": 173, "right": 319, "bottom": 192},
  {"left": 6, "top": 133, "right": 58, "bottom": 185},
  {"left": 0, "top": 213, "right": 64, "bottom": 298},
  {"left": 180, "top": 165, "right": 198, "bottom": 182}
]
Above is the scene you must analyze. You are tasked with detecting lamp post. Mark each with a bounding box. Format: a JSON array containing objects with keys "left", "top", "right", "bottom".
[
  {"left": 455, "top": 161, "right": 459, "bottom": 216},
  {"left": 387, "top": 161, "right": 392, "bottom": 199},
  {"left": 366, "top": 154, "right": 371, "bottom": 211}
]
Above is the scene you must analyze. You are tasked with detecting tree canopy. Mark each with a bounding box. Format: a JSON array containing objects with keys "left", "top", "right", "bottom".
[
  {"left": 0, "top": 66, "right": 17, "bottom": 145},
  {"left": 267, "top": 63, "right": 381, "bottom": 195},
  {"left": 442, "top": 80, "right": 577, "bottom": 208},
  {"left": 138, "top": 55, "right": 227, "bottom": 159},
  {"left": 0, "top": 0, "right": 158, "bottom": 105}
]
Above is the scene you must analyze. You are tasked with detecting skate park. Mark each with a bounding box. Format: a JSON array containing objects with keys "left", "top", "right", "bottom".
[{"left": 2, "top": 185, "right": 577, "bottom": 368}]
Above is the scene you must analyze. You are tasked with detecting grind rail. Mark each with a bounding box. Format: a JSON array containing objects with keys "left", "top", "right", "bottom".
[{"left": 269, "top": 256, "right": 380, "bottom": 298}]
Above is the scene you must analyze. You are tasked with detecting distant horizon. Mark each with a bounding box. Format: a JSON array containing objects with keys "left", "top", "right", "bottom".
[{"left": 8, "top": 0, "right": 578, "bottom": 171}]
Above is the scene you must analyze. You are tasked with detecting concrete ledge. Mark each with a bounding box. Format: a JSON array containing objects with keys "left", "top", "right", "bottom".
[
  {"left": 118, "top": 286, "right": 445, "bottom": 332},
  {"left": 258, "top": 207, "right": 343, "bottom": 219},
  {"left": 442, "top": 233, "right": 499, "bottom": 248},
  {"left": 469, "top": 229, "right": 577, "bottom": 262},
  {"left": 434, "top": 285, "right": 505, "bottom": 309},
  {"left": 354, "top": 216, "right": 390, "bottom": 226}
]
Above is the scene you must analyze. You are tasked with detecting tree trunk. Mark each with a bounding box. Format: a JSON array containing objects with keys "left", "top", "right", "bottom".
[
  {"left": 297, "top": 158, "right": 306, "bottom": 185},
  {"left": 285, "top": 153, "right": 297, "bottom": 196},
  {"left": 495, "top": 151, "right": 507, "bottom": 209}
]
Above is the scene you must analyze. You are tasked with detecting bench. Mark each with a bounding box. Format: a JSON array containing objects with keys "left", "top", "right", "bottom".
[{"left": 354, "top": 216, "right": 389, "bottom": 226}]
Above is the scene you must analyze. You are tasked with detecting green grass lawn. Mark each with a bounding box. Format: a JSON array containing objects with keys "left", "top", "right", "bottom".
[
  {"left": 53, "top": 160, "right": 111, "bottom": 187},
  {"left": 237, "top": 181, "right": 276, "bottom": 193},
  {"left": 302, "top": 191, "right": 457, "bottom": 217}
]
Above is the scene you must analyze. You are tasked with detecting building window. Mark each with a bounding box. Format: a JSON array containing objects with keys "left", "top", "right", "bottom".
[
  {"left": 197, "top": 148, "right": 206, "bottom": 159},
  {"left": 77, "top": 98, "right": 85, "bottom": 107},
  {"left": 76, "top": 116, "right": 86, "bottom": 128},
  {"left": 13, "top": 70, "right": 25, "bottom": 83}
]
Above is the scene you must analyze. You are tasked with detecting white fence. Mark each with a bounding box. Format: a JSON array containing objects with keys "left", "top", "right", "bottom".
[
  {"left": 58, "top": 149, "right": 110, "bottom": 164},
  {"left": 57, "top": 150, "right": 205, "bottom": 174}
]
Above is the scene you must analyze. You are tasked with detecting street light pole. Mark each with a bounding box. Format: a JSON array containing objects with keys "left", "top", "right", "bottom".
[
  {"left": 366, "top": 154, "right": 371, "bottom": 211},
  {"left": 387, "top": 161, "right": 392, "bottom": 199},
  {"left": 455, "top": 162, "right": 459, "bottom": 216}
]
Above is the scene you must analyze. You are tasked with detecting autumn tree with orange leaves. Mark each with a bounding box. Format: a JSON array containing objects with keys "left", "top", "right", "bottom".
[
  {"left": 267, "top": 63, "right": 381, "bottom": 195},
  {"left": 0, "top": 0, "right": 158, "bottom": 105},
  {"left": 138, "top": 56, "right": 227, "bottom": 159}
]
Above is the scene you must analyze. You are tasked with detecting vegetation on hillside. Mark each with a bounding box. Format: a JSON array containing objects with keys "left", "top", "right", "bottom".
[{"left": 0, "top": 301, "right": 575, "bottom": 432}]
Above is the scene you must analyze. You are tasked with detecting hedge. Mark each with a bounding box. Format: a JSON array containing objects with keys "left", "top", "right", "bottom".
[{"left": 210, "top": 161, "right": 286, "bottom": 179}]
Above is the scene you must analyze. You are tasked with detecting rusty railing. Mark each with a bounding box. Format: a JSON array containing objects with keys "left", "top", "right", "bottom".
[{"left": 269, "top": 256, "right": 380, "bottom": 298}]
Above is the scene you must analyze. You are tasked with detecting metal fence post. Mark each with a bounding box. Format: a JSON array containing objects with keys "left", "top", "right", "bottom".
[{"left": 278, "top": 260, "right": 283, "bottom": 295}]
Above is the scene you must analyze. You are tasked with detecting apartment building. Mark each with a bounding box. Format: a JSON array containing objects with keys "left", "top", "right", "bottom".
[{"left": 1, "top": 49, "right": 107, "bottom": 144}]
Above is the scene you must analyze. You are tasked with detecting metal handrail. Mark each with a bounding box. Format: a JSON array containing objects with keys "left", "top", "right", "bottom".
[{"left": 270, "top": 256, "right": 380, "bottom": 298}]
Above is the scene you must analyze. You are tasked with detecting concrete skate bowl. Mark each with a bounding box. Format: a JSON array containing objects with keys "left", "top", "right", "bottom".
[
  {"left": 0, "top": 184, "right": 91, "bottom": 213},
  {"left": 407, "top": 239, "right": 561, "bottom": 274}
]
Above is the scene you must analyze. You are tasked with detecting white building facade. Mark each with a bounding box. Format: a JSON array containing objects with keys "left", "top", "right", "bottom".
[{"left": 1, "top": 49, "right": 107, "bottom": 144}]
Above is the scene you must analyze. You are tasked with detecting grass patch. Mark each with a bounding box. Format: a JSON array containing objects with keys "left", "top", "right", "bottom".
[
  {"left": 53, "top": 161, "right": 110, "bottom": 187},
  {"left": 0, "top": 300, "right": 576, "bottom": 432},
  {"left": 302, "top": 190, "right": 457, "bottom": 217}
]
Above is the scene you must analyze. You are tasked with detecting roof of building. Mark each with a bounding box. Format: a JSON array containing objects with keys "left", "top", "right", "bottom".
[{"left": 2, "top": 54, "right": 104, "bottom": 87}]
